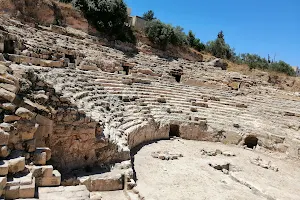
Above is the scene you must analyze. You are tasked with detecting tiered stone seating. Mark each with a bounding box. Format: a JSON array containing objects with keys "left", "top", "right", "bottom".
[{"left": 0, "top": 14, "right": 300, "bottom": 199}]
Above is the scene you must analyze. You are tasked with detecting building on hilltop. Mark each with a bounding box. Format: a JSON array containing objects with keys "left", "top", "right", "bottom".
[
  {"left": 127, "top": 8, "right": 147, "bottom": 31},
  {"left": 292, "top": 66, "right": 300, "bottom": 76}
]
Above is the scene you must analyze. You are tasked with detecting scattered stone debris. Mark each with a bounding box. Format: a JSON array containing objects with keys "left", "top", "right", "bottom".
[
  {"left": 209, "top": 162, "right": 231, "bottom": 175},
  {"left": 151, "top": 151, "right": 183, "bottom": 160},
  {"left": 250, "top": 157, "right": 279, "bottom": 172},
  {"left": 201, "top": 149, "right": 236, "bottom": 157}
]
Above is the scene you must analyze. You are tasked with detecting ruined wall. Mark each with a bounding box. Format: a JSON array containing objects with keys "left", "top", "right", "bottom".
[
  {"left": 0, "top": 65, "right": 130, "bottom": 172},
  {"left": 127, "top": 119, "right": 169, "bottom": 149}
]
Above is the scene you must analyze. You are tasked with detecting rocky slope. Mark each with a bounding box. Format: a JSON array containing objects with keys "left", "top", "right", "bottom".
[{"left": 0, "top": 14, "right": 299, "bottom": 199}]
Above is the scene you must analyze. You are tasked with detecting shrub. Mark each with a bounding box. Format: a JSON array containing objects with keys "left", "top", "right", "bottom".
[
  {"left": 145, "top": 20, "right": 188, "bottom": 49},
  {"left": 72, "top": 0, "right": 136, "bottom": 43},
  {"left": 171, "top": 26, "right": 188, "bottom": 46},
  {"left": 235, "top": 53, "right": 296, "bottom": 76},
  {"left": 145, "top": 20, "right": 173, "bottom": 49},
  {"left": 143, "top": 10, "right": 155, "bottom": 21},
  {"left": 187, "top": 30, "right": 205, "bottom": 51},
  {"left": 269, "top": 61, "right": 296, "bottom": 76}
]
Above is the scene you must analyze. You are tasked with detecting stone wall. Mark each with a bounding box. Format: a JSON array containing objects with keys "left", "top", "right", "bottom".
[
  {"left": 130, "top": 16, "right": 147, "bottom": 31},
  {"left": 2, "top": 66, "right": 129, "bottom": 173}
]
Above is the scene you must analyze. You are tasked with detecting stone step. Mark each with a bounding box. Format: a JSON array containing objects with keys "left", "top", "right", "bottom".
[
  {"left": 38, "top": 185, "right": 90, "bottom": 200},
  {"left": 90, "top": 191, "right": 127, "bottom": 200}
]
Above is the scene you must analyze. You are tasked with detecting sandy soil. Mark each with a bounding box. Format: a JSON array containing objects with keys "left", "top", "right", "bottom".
[{"left": 133, "top": 139, "right": 300, "bottom": 200}]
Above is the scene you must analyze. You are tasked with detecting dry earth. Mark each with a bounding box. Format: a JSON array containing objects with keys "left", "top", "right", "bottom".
[{"left": 134, "top": 139, "right": 300, "bottom": 200}]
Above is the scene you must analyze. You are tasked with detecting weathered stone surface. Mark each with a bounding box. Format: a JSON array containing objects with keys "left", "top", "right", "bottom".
[
  {"left": 0, "top": 123, "right": 13, "bottom": 132},
  {"left": 77, "top": 61, "right": 98, "bottom": 71},
  {"left": 33, "top": 151, "right": 47, "bottom": 165},
  {"left": 3, "top": 115, "right": 20, "bottom": 122},
  {"left": 16, "top": 120, "right": 39, "bottom": 141},
  {"left": 8, "top": 157, "right": 25, "bottom": 173},
  {"left": 0, "top": 129, "right": 9, "bottom": 146},
  {"left": 0, "top": 103, "right": 16, "bottom": 111},
  {"left": 0, "top": 88, "right": 16, "bottom": 102},
  {"left": 89, "top": 173, "right": 123, "bottom": 191},
  {"left": 0, "top": 160, "right": 8, "bottom": 176},
  {"left": 19, "top": 178, "right": 35, "bottom": 198},
  {"left": 36, "top": 170, "right": 61, "bottom": 186},
  {"left": 0, "top": 145, "right": 10, "bottom": 157},
  {"left": 0, "top": 177, "right": 7, "bottom": 196},
  {"left": 15, "top": 107, "right": 35, "bottom": 120},
  {"left": 39, "top": 185, "right": 90, "bottom": 200},
  {"left": 30, "top": 165, "right": 53, "bottom": 178},
  {"left": 36, "top": 147, "right": 51, "bottom": 161},
  {"left": 0, "top": 83, "right": 18, "bottom": 93},
  {"left": 4, "top": 185, "right": 20, "bottom": 199}
]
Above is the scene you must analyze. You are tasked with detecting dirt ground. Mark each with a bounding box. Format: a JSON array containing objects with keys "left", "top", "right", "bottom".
[{"left": 133, "top": 139, "right": 300, "bottom": 200}]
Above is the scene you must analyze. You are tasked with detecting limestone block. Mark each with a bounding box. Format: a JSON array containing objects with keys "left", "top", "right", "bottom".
[
  {"left": 0, "top": 88, "right": 16, "bottom": 102},
  {"left": 0, "top": 75, "right": 15, "bottom": 86},
  {"left": 0, "top": 83, "right": 18, "bottom": 93},
  {"left": 3, "top": 115, "right": 20, "bottom": 122},
  {"left": 222, "top": 132, "right": 242, "bottom": 145},
  {"left": 4, "top": 185, "right": 20, "bottom": 199},
  {"left": 90, "top": 173, "right": 123, "bottom": 191},
  {"left": 0, "top": 161, "right": 8, "bottom": 176},
  {"left": 8, "top": 157, "right": 25, "bottom": 173},
  {"left": 0, "top": 123, "right": 13, "bottom": 132},
  {"left": 0, "top": 130, "right": 9, "bottom": 146},
  {"left": 30, "top": 165, "right": 53, "bottom": 178},
  {"left": 42, "top": 165, "right": 54, "bottom": 177},
  {"left": 15, "top": 107, "right": 35, "bottom": 120},
  {"left": 36, "top": 170, "right": 61, "bottom": 186},
  {"left": 0, "top": 145, "right": 10, "bottom": 157},
  {"left": 0, "top": 103, "right": 16, "bottom": 111},
  {"left": 36, "top": 147, "right": 51, "bottom": 161},
  {"left": 19, "top": 178, "right": 35, "bottom": 198},
  {"left": 0, "top": 177, "right": 6, "bottom": 196},
  {"left": 16, "top": 120, "right": 39, "bottom": 141},
  {"left": 33, "top": 151, "right": 47, "bottom": 165}
]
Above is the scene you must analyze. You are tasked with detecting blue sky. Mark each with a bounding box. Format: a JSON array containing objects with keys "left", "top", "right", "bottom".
[{"left": 125, "top": 0, "right": 299, "bottom": 67}]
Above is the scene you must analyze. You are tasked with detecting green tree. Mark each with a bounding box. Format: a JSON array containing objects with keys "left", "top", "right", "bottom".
[
  {"left": 187, "top": 30, "right": 205, "bottom": 51},
  {"left": 270, "top": 61, "right": 296, "bottom": 76},
  {"left": 171, "top": 26, "right": 188, "bottom": 46},
  {"left": 143, "top": 10, "right": 155, "bottom": 21},
  {"left": 72, "top": 0, "right": 136, "bottom": 43},
  {"left": 145, "top": 20, "right": 174, "bottom": 49},
  {"left": 187, "top": 30, "right": 196, "bottom": 46},
  {"left": 145, "top": 20, "right": 189, "bottom": 49}
]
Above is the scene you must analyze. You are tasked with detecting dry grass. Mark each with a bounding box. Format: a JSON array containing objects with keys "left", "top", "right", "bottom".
[
  {"left": 57, "top": 1, "right": 88, "bottom": 32},
  {"left": 135, "top": 32, "right": 203, "bottom": 62}
]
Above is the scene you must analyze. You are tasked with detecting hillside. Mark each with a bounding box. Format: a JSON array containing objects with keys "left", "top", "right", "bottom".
[{"left": 0, "top": 1, "right": 299, "bottom": 200}]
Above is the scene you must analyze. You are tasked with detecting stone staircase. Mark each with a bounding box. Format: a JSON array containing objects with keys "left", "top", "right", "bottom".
[{"left": 0, "top": 15, "right": 300, "bottom": 200}]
